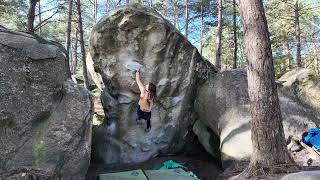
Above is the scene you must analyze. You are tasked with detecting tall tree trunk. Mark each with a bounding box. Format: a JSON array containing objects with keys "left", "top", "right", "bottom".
[
  {"left": 72, "top": 29, "right": 79, "bottom": 74},
  {"left": 215, "top": 0, "right": 223, "bottom": 70},
  {"left": 185, "top": 0, "right": 189, "bottom": 38},
  {"left": 66, "top": 0, "right": 73, "bottom": 62},
  {"left": 173, "top": 0, "right": 178, "bottom": 27},
  {"left": 280, "top": 43, "right": 287, "bottom": 74},
  {"left": 38, "top": 0, "right": 42, "bottom": 35},
  {"left": 294, "top": 0, "right": 302, "bottom": 67},
  {"left": 317, "top": 59, "right": 319, "bottom": 74},
  {"left": 106, "top": 0, "right": 110, "bottom": 12},
  {"left": 27, "top": 0, "right": 39, "bottom": 33},
  {"left": 285, "top": 37, "right": 292, "bottom": 70},
  {"left": 200, "top": 0, "right": 203, "bottom": 55},
  {"left": 93, "top": 0, "right": 97, "bottom": 23},
  {"left": 238, "top": 31, "right": 245, "bottom": 68},
  {"left": 314, "top": 45, "right": 319, "bottom": 75},
  {"left": 76, "top": 0, "right": 89, "bottom": 89},
  {"left": 232, "top": 0, "right": 237, "bottom": 69},
  {"left": 237, "top": 0, "right": 298, "bottom": 178},
  {"left": 317, "top": 56, "right": 320, "bottom": 75},
  {"left": 164, "top": 0, "right": 168, "bottom": 17}
]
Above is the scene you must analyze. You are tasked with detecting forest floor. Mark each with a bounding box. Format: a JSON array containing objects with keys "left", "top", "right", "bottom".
[
  {"left": 88, "top": 96, "right": 320, "bottom": 180},
  {"left": 220, "top": 148, "right": 320, "bottom": 179},
  {"left": 86, "top": 147, "right": 222, "bottom": 180},
  {"left": 86, "top": 146, "right": 320, "bottom": 180},
  {"left": 88, "top": 96, "right": 222, "bottom": 179}
]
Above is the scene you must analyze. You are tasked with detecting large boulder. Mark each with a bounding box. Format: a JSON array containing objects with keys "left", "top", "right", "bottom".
[
  {"left": 281, "top": 171, "right": 320, "bottom": 180},
  {"left": 0, "top": 28, "right": 93, "bottom": 179},
  {"left": 192, "top": 120, "right": 220, "bottom": 159},
  {"left": 279, "top": 68, "right": 320, "bottom": 112},
  {"left": 194, "top": 69, "right": 320, "bottom": 168},
  {"left": 89, "top": 4, "right": 215, "bottom": 165}
]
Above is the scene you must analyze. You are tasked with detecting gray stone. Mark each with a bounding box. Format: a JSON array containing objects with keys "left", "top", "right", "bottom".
[
  {"left": 86, "top": 53, "right": 104, "bottom": 90},
  {"left": 281, "top": 171, "right": 320, "bottom": 180},
  {"left": 89, "top": 4, "right": 215, "bottom": 165},
  {"left": 195, "top": 69, "right": 319, "bottom": 168},
  {"left": 0, "top": 28, "right": 93, "bottom": 179},
  {"left": 1, "top": 168, "right": 57, "bottom": 180},
  {"left": 126, "top": 59, "right": 142, "bottom": 72},
  {"left": 279, "top": 68, "right": 320, "bottom": 113},
  {"left": 157, "top": 78, "right": 170, "bottom": 86},
  {"left": 193, "top": 120, "right": 220, "bottom": 159},
  {"left": 0, "top": 30, "right": 61, "bottom": 60}
]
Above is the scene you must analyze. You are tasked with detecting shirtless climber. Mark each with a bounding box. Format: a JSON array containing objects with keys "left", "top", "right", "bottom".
[{"left": 135, "top": 67, "right": 157, "bottom": 132}]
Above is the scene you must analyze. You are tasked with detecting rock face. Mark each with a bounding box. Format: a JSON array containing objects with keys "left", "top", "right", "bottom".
[
  {"left": 192, "top": 120, "right": 220, "bottom": 159},
  {"left": 89, "top": 4, "right": 215, "bottom": 165},
  {"left": 86, "top": 53, "right": 104, "bottom": 90},
  {"left": 279, "top": 68, "right": 320, "bottom": 113},
  {"left": 194, "top": 69, "right": 320, "bottom": 167},
  {"left": 281, "top": 171, "right": 320, "bottom": 180},
  {"left": 0, "top": 28, "right": 93, "bottom": 179}
]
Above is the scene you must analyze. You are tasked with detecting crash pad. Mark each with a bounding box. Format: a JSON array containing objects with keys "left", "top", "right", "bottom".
[
  {"left": 99, "top": 169, "right": 148, "bottom": 180},
  {"left": 303, "top": 128, "right": 320, "bottom": 150},
  {"left": 99, "top": 168, "right": 199, "bottom": 180},
  {"left": 144, "top": 168, "right": 199, "bottom": 180}
]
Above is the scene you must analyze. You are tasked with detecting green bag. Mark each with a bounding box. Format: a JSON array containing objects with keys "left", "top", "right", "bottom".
[{"left": 159, "top": 160, "right": 187, "bottom": 170}]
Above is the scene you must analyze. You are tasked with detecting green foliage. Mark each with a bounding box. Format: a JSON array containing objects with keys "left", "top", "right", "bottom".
[
  {"left": 91, "top": 88, "right": 101, "bottom": 97},
  {"left": 0, "top": 0, "right": 319, "bottom": 78},
  {"left": 308, "top": 71, "right": 320, "bottom": 81},
  {"left": 202, "top": 0, "right": 320, "bottom": 74},
  {"left": 265, "top": 0, "right": 320, "bottom": 76},
  {"left": 0, "top": 0, "right": 28, "bottom": 30},
  {"left": 202, "top": 0, "right": 245, "bottom": 69}
]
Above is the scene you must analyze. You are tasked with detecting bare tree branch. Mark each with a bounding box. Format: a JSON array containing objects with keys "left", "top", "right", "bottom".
[
  {"left": 34, "top": 10, "right": 59, "bottom": 30},
  {"left": 34, "top": 5, "right": 61, "bottom": 16}
]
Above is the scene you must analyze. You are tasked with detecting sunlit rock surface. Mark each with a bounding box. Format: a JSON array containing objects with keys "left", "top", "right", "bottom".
[
  {"left": 279, "top": 68, "right": 320, "bottom": 113},
  {"left": 195, "top": 69, "right": 319, "bottom": 168},
  {"left": 89, "top": 4, "right": 215, "bottom": 165}
]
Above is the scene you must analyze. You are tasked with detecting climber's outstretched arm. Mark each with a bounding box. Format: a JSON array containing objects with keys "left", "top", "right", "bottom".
[{"left": 136, "top": 69, "right": 145, "bottom": 97}]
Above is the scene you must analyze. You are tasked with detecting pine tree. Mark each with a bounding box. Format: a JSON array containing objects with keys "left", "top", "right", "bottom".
[
  {"left": 237, "top": 0, "right": 298, "bottom": 177},
  {"left": 214, "top": 0, "right": 223, "bottom": 70},
  {"left": 76, "top": 0, "right": 89, "bottom": 89},
  {"left": 27, "top": 0, "right": 40, "bottom": 33}
]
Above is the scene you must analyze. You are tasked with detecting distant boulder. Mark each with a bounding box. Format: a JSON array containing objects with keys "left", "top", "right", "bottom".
[
  {"left": 194, "top": 69, "right": 319, "bottom": 168},
  {"left": 279, "top": 68, "right": 320, "bottom": 113}
]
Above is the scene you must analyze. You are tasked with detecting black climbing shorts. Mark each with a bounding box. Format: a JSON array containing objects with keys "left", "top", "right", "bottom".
[
  {"left": 137, "top": 106, "right": 151, "bottom": 129},
  {"left": 137, "top": 106, "right": 151, "bottom": 121}
]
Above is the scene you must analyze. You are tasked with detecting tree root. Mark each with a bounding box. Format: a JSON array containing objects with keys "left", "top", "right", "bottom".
[{"left": 230, "top": 162, "right": 300, "bottom": 179}]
